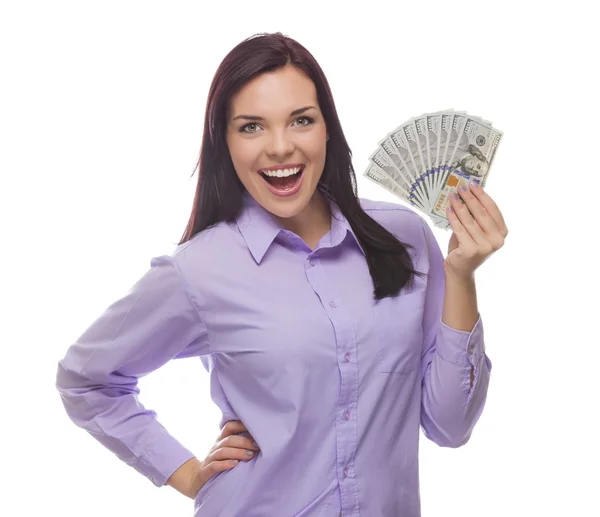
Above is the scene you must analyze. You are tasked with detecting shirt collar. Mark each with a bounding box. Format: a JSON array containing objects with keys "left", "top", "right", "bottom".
[{"left": 235, "top": 190, "right": 365, "bottom": 264}]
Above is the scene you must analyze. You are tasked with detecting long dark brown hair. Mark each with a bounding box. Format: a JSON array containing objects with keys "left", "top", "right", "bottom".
[{"left": 179, "top": 32, "right": 425, "bottom": 299}]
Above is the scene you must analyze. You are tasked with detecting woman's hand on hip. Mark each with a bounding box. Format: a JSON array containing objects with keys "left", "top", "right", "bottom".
[{"left": 191, "top": 420, "right": 260, "bottom": 499}]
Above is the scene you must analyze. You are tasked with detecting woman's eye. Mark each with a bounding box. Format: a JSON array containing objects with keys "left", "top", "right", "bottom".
[
  {"left": 295, "top": 116, "right": 314, "bottom": 126},
  {"left": 239, "top": 116, "right": 314, "bottom": 134},
  {"left": 240, "top": 123, "right": 259, "bottom": 133}
]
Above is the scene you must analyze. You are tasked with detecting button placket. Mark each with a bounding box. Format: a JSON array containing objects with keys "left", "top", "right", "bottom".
[{"left": 307, "top": 258, "right": 357, "bottom": 508}]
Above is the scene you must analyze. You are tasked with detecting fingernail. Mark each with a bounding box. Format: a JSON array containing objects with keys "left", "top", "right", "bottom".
[
  {"left": 246, "top": 450, "right": 253, "bottom": 456},
  {"left": 450, "top": 192, "right": 459, "bottom": 201},
  {"left": 459, "top": 184, "right": 467, "bottom": 192},
  {"left": 252, "top": 441, "right": 258, "bottom": 447},
  {"left": 232, "top": 460, "right": 239, "bottom": 465},
  {"left": 470, "top": 179, "right": 479, "bottom": 189}
]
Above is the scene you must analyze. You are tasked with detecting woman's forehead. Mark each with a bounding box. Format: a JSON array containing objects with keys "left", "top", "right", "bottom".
[{"left": 230, "top": 69, "right": 317, "bottom": 112}]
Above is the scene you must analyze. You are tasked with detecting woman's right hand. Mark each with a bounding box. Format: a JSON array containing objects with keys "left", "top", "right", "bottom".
[{"left": 192, "top": 420, "right": 261, "bottom": 498}]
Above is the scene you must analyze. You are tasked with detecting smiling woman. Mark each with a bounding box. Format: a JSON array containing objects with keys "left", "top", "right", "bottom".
[
  {"left": 56, "top": 31, "right": 493, "bottom": 517},
  {"left": 225, "top": 66, "right": 330, "bottom": 239},
  {"left": 183, "top": 33, "right": 423, "bottom": 296}
]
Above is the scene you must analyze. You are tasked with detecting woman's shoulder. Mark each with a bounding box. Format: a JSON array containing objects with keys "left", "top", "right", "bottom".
[
  {"left": 165, "top": 221, "right": 240, "bottom": 273},
  {"left": 359, "top": 196, "right": 425, "bottom": 241},
  {"left": 359, "top": 196, "right": 419, "bottom": 214}
]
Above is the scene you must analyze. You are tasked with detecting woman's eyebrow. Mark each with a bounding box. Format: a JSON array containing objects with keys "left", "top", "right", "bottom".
[{"left": 232, "top": 106, "right": 316, "bottom": 122}]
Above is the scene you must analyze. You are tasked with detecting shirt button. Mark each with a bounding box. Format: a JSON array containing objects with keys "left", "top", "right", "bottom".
[
  {"left": 468, "top": 343, "right": 474, "bottom": 353},
  {"left": 329, "top": 301, "right": 337, "bottom": 308},
  {"left": 343, "top": 467, "right": 348, "bottom": 478},
  {"left": 344, "top": 352, "right": 350, "bottom": 362},
  {"left": 343, "top": 410, "right": 350, "bottom": 420}
]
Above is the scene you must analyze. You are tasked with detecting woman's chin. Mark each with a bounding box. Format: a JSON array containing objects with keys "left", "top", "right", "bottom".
[
  {"left": 258, "top": 190, "right": 311, "bottom": 219},
  {"left": 262, "top": 198, "right": 307, "bottom": 220}
]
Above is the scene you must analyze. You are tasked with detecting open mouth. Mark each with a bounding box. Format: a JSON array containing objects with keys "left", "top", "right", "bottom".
[{"left": 258, "top": 165, "right": 305, "bottom": 194}]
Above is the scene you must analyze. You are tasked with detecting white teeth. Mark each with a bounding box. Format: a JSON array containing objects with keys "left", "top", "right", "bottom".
[{"left": 260, "top": 166, "right": 302, "bottom": 177}]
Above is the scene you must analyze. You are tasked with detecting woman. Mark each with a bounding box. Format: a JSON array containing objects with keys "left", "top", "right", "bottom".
[{"left": 56, "top": 32, "right": 507, "bottom": 516}]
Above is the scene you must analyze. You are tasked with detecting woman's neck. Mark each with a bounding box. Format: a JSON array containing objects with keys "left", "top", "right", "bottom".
[{"left": 273, "top": 191, "right": 331, "bottom": 250}]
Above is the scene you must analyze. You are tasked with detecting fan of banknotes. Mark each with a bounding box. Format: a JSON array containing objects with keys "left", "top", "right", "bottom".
[{"left": 363, "top": 109, "right": 503, "bottom": 230}]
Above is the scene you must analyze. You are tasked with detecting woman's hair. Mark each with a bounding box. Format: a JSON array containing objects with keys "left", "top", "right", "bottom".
[{"left": 179, "top": 32, "right": 425, "bottom": 300}]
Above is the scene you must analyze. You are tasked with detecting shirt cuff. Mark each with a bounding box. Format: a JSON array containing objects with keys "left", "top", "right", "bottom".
[
  {"left": 134, "top": 428, "right": 197, "bottom": 487},
  {"left": 434, "top": 313, "right": 490, "bottom": 370}
]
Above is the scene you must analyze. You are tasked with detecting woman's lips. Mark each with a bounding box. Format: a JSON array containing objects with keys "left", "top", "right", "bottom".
[{"left": 259, "top": 165, "right": 305, "bottom": 197}]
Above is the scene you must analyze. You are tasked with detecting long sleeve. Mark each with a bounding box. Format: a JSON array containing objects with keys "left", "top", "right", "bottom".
[
  {"left": 418, "top": 217, "right": 493, "bottom": 447},
  {"left": 55, "top": 254, "right": 210, "bottom": 486}
]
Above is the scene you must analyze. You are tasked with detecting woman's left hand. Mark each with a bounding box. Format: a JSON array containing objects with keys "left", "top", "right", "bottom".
[{"left": 444, "top": 179, "right": 508, "bottom": 280}]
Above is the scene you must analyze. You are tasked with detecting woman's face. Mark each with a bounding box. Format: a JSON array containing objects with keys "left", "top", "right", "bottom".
[{"left": 226, "top": 65, "right": 328, "bottom": 221}]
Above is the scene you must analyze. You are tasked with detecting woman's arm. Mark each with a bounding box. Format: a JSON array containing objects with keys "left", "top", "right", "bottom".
[
  {"left": 418, "top": 216, "right": 492, "bottom": 448},
  {"left": 441, "top": 270, "right": 478, "bottom": 387},
  {"left": 56, "top": 254, "right": 211, "bottom": 487}
]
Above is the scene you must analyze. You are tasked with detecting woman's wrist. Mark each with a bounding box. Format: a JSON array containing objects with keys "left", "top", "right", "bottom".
[{"left": 166, "top": 457, "right": 204, "bottom": 499}]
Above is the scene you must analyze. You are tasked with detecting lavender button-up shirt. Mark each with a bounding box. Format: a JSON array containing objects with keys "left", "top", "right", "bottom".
[{"left": 56, "top": 191, "right": 492, "bottom": 517}]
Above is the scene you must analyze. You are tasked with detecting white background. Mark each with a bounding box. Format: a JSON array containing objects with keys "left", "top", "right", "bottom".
[{"left": 1, "top": 0, "right": 598, "bottom": 515}]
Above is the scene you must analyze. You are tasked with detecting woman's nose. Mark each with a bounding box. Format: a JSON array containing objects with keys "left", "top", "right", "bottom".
[{"left": 266, "top": 132, "right": 295, "bottom": 156}]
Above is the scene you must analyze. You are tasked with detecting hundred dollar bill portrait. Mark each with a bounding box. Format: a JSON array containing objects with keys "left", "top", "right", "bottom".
[{"left": 453, "top": 144, "right": 489, "bottom": 178}]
